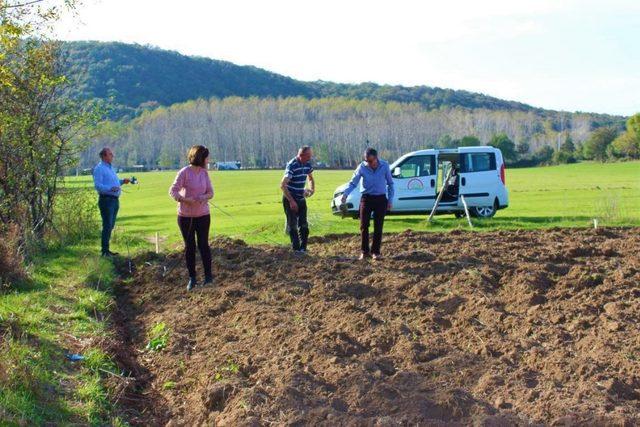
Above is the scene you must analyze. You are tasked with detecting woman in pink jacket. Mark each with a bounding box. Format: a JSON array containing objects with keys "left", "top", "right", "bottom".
[{"left": 169, "top": 145, "right": 214, "bottom": 291}]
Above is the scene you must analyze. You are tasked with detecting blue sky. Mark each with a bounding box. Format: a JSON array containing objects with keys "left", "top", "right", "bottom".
[{"left": 55, "top": 0, "right": 640, "bottom": 116}]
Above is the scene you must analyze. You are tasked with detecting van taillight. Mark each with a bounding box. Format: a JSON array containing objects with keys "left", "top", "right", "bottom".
[{"left": 500, "top": 163, "right": 506, "bottom": 185}]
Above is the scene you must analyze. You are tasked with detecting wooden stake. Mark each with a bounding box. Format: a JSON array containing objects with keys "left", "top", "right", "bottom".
[{"left": 155, "top": 232, "right": 159, "bottom": 253}]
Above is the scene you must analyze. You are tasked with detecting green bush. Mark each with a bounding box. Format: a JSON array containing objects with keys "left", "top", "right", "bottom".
[
  {"left": 52, "top": 187, "right": 99, "bottom": 245},
  {"left": 0, "top": 224, "right": 25, "bottom": 292},
  {"left": 552, "top": 150, "right": 577, "bottom": 164}
]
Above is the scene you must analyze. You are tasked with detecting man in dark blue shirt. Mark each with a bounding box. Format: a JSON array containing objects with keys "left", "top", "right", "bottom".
[
  {"left": 281, "top": 146, "right": 315, "bottom": 253},
  {"left": 341, "top": 147, "right": 394, "bottom": 260}
]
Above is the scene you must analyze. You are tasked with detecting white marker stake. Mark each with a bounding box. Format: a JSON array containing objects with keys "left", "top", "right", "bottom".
[
  {"left": 155, "top": 232, "right": 160, "bottom": 253},
  {"left": 593, "top": 219, "right": 598, "bottom": 229}
]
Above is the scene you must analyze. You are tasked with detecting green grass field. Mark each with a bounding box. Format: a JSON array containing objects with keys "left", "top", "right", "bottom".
[{"left": 66, "top": 161, "right": 640, "bottom": 251}]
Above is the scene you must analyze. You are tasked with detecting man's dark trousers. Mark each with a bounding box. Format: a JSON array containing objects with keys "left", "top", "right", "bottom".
[
  {"left": 283, "top": 197, "right": 308, "bottom": 251},
  {"left": 359, "top": 194, "right": 387, "bottom": 255},
  {"left": 98, "top": 195, "right": 119, "bottom": 254}
]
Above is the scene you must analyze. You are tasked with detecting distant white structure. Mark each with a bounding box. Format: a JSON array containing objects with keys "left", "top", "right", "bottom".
[{"left": 214, "top": 161, "right": 242, "bottom": 170}]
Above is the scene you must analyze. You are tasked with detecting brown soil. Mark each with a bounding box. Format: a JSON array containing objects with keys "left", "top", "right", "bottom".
[{"left": 114, "top": 228, "right": 640, "bottom": 426}]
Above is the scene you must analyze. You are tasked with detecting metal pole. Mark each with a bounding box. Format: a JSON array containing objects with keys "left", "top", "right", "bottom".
[
  {"left": 460, "top": 195, "right": 473, "bottom": 228},
  {"left": 427, "top": 167, "right": 453, "bottom": 223}
]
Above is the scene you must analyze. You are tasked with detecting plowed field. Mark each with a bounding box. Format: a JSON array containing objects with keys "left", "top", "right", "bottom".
[{"left": 114, "top": 228, "right": 640, "bottom": 426}]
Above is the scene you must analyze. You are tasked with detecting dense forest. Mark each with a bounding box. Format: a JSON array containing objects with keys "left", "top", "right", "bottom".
[
  {"left": 64, "top": 41, "right": 546, "bottom": 120},
  {"left": 65, "top": 41, "right": 631, "bottom": 169},
  {"left": 79, "top": 96, "right": 628, "bottom": 170}
]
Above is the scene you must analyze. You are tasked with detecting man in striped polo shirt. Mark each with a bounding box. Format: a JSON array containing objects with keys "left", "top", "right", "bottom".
[{"left": 280, "top": 146, "right": 315, "bottom": 253}]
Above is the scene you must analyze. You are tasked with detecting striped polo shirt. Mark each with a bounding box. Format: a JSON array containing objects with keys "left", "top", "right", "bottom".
[{"left": 284, "top": 157, "right": 313, "bottom": 200}]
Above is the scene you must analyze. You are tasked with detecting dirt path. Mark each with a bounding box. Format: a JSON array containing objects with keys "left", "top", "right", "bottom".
[{"left": 114, "top": 228, "right": 640, "bottom": 425}]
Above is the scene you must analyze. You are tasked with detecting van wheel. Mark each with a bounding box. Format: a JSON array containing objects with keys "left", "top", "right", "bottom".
[
  {"left": 472, "top": 202, "right": 497, "bottom": 218},
  {"left": 454, "top": 212, "right": 465, "bottom": 219}
]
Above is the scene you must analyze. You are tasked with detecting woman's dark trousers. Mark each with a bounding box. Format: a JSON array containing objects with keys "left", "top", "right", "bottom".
[{"left": 178, "top": 214, "right": 212, "bottom": 278}]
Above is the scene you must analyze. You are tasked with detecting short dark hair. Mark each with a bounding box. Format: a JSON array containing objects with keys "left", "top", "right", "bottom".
[
  {"left": 99, "top": 147, "right": 110, "bottom": 158},
  {"left": 188, "top": 145, "right": 209, "bottom": 167},
  {"left": 365, "top": 147, "right": 378, "bottom": 158},
  {"left": 299, "top": 146, "right": 311, "bottom": 154}
]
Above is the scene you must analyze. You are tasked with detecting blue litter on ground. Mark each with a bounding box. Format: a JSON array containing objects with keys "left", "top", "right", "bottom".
[{"left": 65, "top": 353, "right": 85, "bottom": 361}]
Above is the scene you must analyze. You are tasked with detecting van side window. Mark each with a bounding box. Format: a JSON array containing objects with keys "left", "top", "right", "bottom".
[
  {"left": 397, "top": 155, "right": 436, "bottom": 178},
  {"left": 461, "top": 153, "right": 496, "bottom": 172}
]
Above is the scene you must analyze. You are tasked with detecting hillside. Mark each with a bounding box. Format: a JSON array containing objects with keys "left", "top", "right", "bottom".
[
  {"left": 62, "top": 41, "right": 314, "bottom": 118},
  {"left": 64, "top": 41, "right": 627, "bottom": 168},
  {"left": 62, "top": 41, "right": 540, "bottom": 120}
]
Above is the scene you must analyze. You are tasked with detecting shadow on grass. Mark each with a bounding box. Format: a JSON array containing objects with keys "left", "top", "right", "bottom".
[
  {"left": 118, "top": 214, "right": 170, "bottom": 224},
  {"left": 0, "top": 332, "right": 81, "bottom": 424},
  {"left": 4, "top": 245, "right": 96, "bottom": 295}
]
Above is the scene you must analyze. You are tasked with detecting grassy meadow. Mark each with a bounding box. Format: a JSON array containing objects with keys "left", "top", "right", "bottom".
[{"left": 67, "top": 160, "right": 640, "bottom": 251}]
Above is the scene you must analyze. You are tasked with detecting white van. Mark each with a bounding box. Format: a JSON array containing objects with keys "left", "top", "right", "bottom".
[{"left": 331, "top": 146, "right": 509, "bottom": 218}]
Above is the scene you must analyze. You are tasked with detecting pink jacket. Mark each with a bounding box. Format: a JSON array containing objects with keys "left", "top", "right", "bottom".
[{"left": 169, "top": 166, "right": 214, "bottom": 217}]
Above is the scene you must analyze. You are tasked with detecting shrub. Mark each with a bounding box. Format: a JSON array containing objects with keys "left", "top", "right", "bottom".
[
  {"left": 552, "top": 150, "right": 577, "bottom": 164},
  {"left": 51, "top": 187, "right": 99, "bottom": 246},
  {"left": 0, "top": 224, "right": 26, "bottom": 291}
]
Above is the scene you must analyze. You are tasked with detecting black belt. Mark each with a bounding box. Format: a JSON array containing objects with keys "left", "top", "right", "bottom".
[{"left": 99, "top": 194, "right": 119, "bottom": 199}]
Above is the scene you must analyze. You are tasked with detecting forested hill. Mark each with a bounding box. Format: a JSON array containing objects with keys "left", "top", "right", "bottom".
[{"left": 62, "top": 41, "right": 539, "bottom": 119}]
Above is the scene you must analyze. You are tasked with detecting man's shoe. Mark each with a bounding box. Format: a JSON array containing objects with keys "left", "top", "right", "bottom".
[
  {"left": 107, "top": 251, "right": 119, "bottom": 256},
  {"left": 203, "top": 276, "right": 213, "bottom": 286},
  {"left": 187, "top": 277, "right": 197, "bottom": 291},
  {"left": 359, "top": 253, "right": 370, "bottom": 260},
  {"left": 372, "top": 253, "right": 383, "bottom": 260}
]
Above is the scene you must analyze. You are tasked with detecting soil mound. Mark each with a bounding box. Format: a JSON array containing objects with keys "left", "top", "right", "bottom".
[{"left": 115, "top": 228, "right": 640, "bottom": 425}]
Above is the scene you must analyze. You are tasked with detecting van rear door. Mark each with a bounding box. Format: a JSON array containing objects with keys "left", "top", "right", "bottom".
[{"left": 458, "top": 148, "right": 497, "bottom": 207}]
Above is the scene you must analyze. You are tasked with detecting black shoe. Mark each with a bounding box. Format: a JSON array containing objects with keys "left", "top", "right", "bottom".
[
  {"left": 187, "top": 277, "right": 197, "bottom": 291},
  {"left": 203, "top": 276, "right": 213, "bottom": 285},
  {"left": 108, "top": 251, "right": 119, "bottom": 256}
]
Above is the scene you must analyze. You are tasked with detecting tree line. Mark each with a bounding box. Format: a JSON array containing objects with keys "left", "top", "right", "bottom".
[
  {"left": 61, "top": 41, "right": 550, "bottom": 121},
  {"left": 79, "top": 96, "right": 629, "bottom": 170},
  {"left": 468, "top": 112, "right": 640, "bottom": 167}
]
